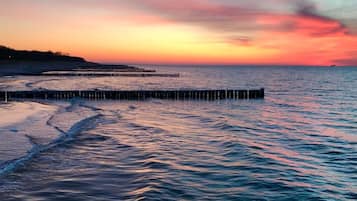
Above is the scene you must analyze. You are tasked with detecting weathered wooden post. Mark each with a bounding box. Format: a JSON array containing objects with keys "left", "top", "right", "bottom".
[
  {"left": 210, "top": 91, "right": 214, "bottom": 100},
  {"left": 243, "top": 90, "right": 248, "bottom": 99}
]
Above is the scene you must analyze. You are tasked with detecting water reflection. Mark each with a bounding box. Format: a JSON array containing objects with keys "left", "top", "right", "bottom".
[{"left": 0, "top": 66, "right": 356, "bottom": 200}]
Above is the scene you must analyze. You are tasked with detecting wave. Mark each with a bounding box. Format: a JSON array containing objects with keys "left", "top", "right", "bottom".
[{"left": 0, "top": 101, "right": 102, "bottom": 176}]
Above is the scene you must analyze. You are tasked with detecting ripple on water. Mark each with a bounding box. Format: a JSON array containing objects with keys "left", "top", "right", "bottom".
[{"left": 1, "top": 67, "right": 356, "bottom": 200}]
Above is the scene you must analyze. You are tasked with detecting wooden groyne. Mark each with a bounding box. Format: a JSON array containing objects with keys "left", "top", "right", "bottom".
[
  {"left": 0, "top": 89, "right": 264, "bottom": 102},
  {"left": 39, "top": 72, "right": 180, "bottom": 77}
]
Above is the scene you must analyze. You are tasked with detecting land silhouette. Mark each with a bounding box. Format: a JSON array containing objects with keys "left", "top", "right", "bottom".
[{"left": 0, "top": 46, "right": 146, "bottom": 76}]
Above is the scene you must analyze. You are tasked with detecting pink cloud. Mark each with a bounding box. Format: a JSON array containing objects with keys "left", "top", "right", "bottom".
[{"left": 128, "top": 0, "right": 351, "bottom": 38}]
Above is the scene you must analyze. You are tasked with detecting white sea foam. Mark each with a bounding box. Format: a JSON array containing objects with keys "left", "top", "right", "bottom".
[
  {"left": 0, "top": 102, "right": 59, "bottom": 164},
  {"left": 0, "top": 100, "right": 99, "bottom": 174}
]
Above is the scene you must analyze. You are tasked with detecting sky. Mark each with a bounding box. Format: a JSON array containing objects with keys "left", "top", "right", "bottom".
[{"left": 1, "top": 0, "right": 357, "bottom": 66}]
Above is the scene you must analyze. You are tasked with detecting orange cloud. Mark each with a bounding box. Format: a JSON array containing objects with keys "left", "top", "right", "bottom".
[{"left": 1, "top": 0, "right": 357, "bottom": 65}]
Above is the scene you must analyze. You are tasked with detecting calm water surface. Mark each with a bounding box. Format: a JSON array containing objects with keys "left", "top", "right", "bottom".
[{"left": 0, "top": 66, "right": 356, "bottom": 200}]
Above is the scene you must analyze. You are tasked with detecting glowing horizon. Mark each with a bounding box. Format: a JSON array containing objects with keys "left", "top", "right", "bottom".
[{"left": 1, "top": 0, "right": 357, "bottom": 66}]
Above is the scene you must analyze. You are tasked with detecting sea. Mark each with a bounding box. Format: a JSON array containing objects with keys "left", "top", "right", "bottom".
[{"left": 0, "top": 66, "right": 356, "bottom": 201}]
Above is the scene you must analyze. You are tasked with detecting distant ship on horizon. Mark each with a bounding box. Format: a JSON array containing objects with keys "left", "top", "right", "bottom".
[{"left": 330, "top": 64, "right": 337, "bottom": 67}]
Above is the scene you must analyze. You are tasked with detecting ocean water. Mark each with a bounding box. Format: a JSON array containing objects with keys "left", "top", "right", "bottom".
[{"left": 0, "top": 66, "right": 356, "bottom": 200}]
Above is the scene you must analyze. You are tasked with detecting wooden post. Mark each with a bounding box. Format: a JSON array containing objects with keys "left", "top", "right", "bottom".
[{"left": 260, "top": 88, "right": 265, "bottom": 99}]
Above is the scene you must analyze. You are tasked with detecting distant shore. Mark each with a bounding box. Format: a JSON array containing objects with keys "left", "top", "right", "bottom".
[
  {"left": 0, "top": 46, "right": 152, "bottom": 76},
  {"left": 0, "top": 61, "right": 156, "bottom": 76}
]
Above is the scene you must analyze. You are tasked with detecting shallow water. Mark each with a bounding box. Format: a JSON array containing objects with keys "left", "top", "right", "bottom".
[{"left": 0, "top": 66, "right": 356, "bottom": 200}]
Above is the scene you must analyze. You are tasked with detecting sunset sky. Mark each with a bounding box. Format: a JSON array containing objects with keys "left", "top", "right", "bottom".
[{"left": 1, "top": 0, "right": 357, "bottom": 65}]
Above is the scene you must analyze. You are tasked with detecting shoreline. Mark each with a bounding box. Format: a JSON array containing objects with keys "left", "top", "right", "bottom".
[
  {"left": 0, "top": 99, "right": 100, "bottom": 176},
  {"left": 0, "top": 61, "right": 152, "bottom": 76}
]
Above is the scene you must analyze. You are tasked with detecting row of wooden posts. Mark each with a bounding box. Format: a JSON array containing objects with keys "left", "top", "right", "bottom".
[
  {"left": 39, "top": 73, "right": 180, "bottom": 77},
  {"left": 0, "top": 89, "right": 264, "bottom": 102}
]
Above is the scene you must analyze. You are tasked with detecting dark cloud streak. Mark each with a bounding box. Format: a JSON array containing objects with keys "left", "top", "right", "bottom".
[{"left": 129, "top": 0, "right": 351, "bottom": 38}]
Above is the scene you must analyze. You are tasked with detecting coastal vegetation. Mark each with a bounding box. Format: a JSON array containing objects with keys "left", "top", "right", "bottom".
[{"left": 0, "top": 46, "right": 85, "bottom": 62}]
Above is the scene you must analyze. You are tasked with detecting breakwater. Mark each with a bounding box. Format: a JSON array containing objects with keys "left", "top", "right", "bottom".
[
  {"left": 40, "top": 72, "right": 180, "bottom": 77},
  {"left": 0, "top": 89, "right": 264, "bottom": 102}
]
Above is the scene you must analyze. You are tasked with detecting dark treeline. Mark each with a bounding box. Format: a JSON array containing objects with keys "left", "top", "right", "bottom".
[{"left": 0, "top": 46, "right": 85, "bottom": 62}]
